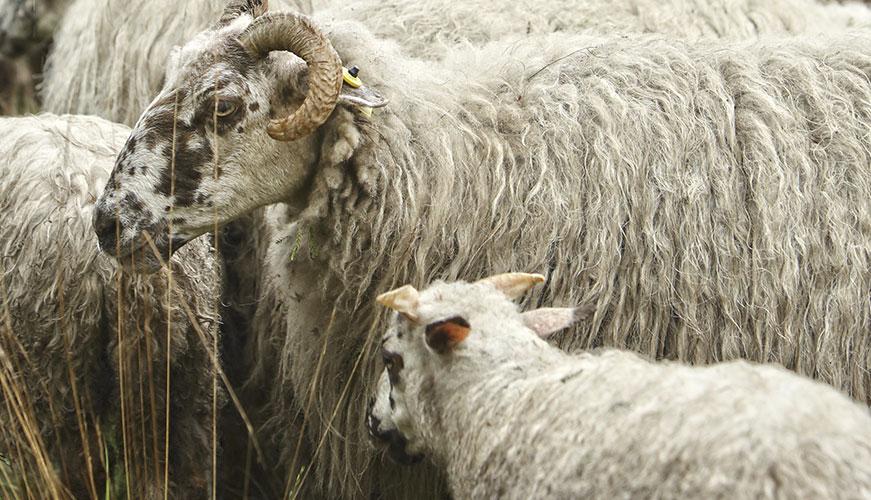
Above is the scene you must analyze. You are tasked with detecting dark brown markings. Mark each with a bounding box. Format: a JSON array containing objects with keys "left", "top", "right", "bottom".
[
  {"left": 123, "top": 193, "right": 144, "bottom": 213},
  {"left": 141, "top": 90, "right": 190, "bottom": 148},
  {"left": 248, "top": 101, "right": 260, "bottom": 112},
  {"left": 237, "top": 126, "right": 244, "bottom": 133},
  {"left": 155, "top": 128, "right": 213, "bottom": 207},
  {"left": 143, "top": 107, "right": 180, "bottom": 149},
  {"left": 425, "top": 316, "right": 471, "bottom": 354}
]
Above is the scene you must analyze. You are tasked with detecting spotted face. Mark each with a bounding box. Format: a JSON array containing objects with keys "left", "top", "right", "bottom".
[
  {"left": 92, "top": 1, "right": 387, "bottom": 272},
  {"left": 366, "top": 282, "right": 480, "bottom": 465},
  {"left": 366, "top": 313, "right": 445, "bottom": 465}
]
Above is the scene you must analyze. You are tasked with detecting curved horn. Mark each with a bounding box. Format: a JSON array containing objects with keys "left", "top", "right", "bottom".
[
  {"left": 238, "top": 12, "right": 343, "bottom": 141},
  {"left": 376, "top": 285, "right": 420, "bottom": 322},
  {"left": 476, "top": 272, "right": 545, "bottom": 299},
  {"left": 219, "top": 0, "right": 268, "bottom": 26}
]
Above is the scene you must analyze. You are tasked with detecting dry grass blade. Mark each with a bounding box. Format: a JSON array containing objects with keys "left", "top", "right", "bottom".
[
  {"left": 141, "top": 232, "right": 267, "bottom": 468},
  {"left": 289, "top": 312, "right": 382, "bottom": 499}
]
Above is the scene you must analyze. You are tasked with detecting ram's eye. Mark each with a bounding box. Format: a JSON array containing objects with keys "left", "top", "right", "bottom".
[{"left": 215, "top": 100, "right": 237, "bottom": 117}]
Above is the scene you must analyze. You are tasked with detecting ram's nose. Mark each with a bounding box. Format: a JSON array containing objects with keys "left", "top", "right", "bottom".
[{"left": 92, "top": 203, "right": 119, "bottom": 254}]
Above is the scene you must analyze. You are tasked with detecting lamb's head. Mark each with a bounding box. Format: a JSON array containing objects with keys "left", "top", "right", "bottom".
[
  {"left": 366, "top": 272, "right": 591, "bottom": 465},
  {"left": 92, "top": 0, "right": 386, "bottom": 272}
]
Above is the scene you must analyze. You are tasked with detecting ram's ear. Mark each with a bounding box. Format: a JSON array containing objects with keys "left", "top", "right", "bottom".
[
  {"left": 521, "top": 305, "right": 594, "bottom": 339},
  {"left": 339, "top": 83, "right": 388, "bottom": 109},
  {"left": 338, "top": 66, "right": 389, "bottom": 111},
  {"left": 425, "top": 316, "right": 471, "bottom": 354}
]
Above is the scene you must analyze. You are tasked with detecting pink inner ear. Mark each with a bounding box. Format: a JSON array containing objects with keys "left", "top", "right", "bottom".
[
  {"left": 425, "top": 316, "right": 471, "bottom": 354},
  {"left": 521, "top": 307, "right": 590, "bottom": 339}
]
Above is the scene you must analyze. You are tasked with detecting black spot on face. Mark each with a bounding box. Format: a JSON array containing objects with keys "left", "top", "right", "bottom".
[
  {"left": 248, "top": 101, "right": 260, "bottom": 112},
  {"left": 123, "top": 193, "right": 144, "bottom": 213},
  {"left": 237, "top": 126, "right": 244, "bottom": 133},
  {"left": 154, "top": 126, "right": 213, "bottom": 207}
]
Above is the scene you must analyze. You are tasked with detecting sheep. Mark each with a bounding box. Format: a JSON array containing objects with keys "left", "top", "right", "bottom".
[
  {"left": 40, "top": 0, "right": 871, "bottom": 126},
  {"left": 92, "top": 2, "right": 871, "bottom": 498},
  {"left": 367, "top": 273, "right": 871, "bottom": 500},
  {"left": 0, "top": 113, "right": 225, "bottom": 499}
]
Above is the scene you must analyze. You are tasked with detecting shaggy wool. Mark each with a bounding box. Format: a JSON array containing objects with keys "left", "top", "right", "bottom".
[
  {"left": 41, "top": 0, "right": 871, "bottom": 125},
  {"left": 248, "top": 23, "right": 871, "bottom": 499},
  {"left": 87, "top": 3, "right": 871, "bottom": 498},
  {"left": 0, "top": 113, "right": 225, "bottom": 499}
]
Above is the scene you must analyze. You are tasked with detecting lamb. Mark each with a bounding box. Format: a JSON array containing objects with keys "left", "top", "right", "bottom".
[
  {"left": 367, "top": 273, "right": 871, "bottom": 499},
  {"left": 0, "top": 113, "right": 225, "bottom": 499},
  {"left": 93, "top": 2, "right": 871, "bottom": 498},
  {"left": 41, "top": 0, "right": 871, "bottom": 126}
]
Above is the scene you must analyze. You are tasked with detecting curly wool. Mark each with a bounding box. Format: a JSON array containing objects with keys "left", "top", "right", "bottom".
[
  {"left": 254, "top": 23, "right": 871, "bottom": 499},
  {"left": 376, "top": 279, "right": 871, "bottom": 499},
  {"left": 0, "top": 114, "right": 225, "bottom": 499},
  {"left": 41, "top": 0, "right": 871, "bottom": 126}
]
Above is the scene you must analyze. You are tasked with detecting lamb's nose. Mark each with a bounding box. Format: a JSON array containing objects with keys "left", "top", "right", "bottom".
[{"left": 93, "top": 204, "right": 119, "bottom": 254}]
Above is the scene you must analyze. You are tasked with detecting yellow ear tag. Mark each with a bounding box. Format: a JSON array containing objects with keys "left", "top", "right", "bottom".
[
  {"left": 343, "top": 66, "right": 375, "bottom": 117},
  {"left": 342, "top": 67, "right": 362, "bottom": 88}
]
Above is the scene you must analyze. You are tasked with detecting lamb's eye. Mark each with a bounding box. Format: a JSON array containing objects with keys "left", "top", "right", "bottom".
[
  {"left": 381, "top": 350, "right": 404, "bottom": 378},
  {"left": 381, "top": 349, "right": 394, "bottom": 370},
  {"left": 215, "top": 100, "right": 237, "bottom": 117}
]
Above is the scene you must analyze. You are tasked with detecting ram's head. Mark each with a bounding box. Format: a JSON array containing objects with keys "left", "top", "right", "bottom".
[{"left": 93, "top": 0, "right": 385, "bottom": 272}]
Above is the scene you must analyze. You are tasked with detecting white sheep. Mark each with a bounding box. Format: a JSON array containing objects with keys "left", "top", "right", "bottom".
[
  {"left": 93, "top": 3, "right": 871, "bottom": 499},
  {"left": 0, "top": 113, "right": 225, "bottom": 499},
  {"left": 41, "top": 0, "right": 871, "bottom": 126},
  {"left": 368, "top": 273, "right": 871, "bottom": 500}
]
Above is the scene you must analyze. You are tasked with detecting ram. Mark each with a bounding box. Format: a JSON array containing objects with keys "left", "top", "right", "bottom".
[
  {"left": 368, "top": 273, "right": 871, "bottom": 499},
  {"left": 41, "top": 0, "right": 871, "bottom": 125},
  {"left": 93, "top": 1, "right": 871, "bottom": 498},
  {"left": 0, "top": 114, "right": 224, "bottom": 499}
]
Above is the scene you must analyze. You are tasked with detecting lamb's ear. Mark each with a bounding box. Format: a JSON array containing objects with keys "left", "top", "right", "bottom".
[
  {"left": 425, "top": 316, "right": 471, "bottom": 354},
  {"left": 521, "top": 305, "right": 594, "bottom": 339}
]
